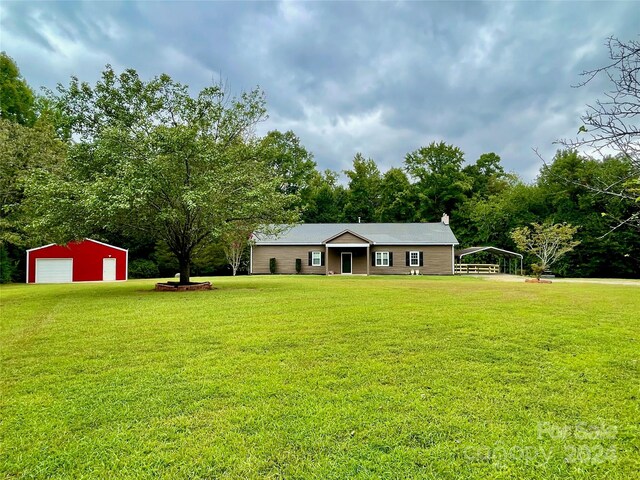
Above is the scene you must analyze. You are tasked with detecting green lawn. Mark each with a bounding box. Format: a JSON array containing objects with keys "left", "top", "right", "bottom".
[{"left": 1, "top": 276, "right": 638, "bottom": 479}]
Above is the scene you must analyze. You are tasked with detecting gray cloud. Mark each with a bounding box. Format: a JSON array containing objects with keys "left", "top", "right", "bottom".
[{"left": 1, "top": 0, "right": 637, "bottom": 180}]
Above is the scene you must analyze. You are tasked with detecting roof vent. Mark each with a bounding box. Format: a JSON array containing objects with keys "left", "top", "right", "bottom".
[{"left": 441, "top": 213, "right": 450, "bottom": 225}]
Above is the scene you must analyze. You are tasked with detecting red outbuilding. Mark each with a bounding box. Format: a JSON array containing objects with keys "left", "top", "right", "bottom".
[{"left": 26, "top": 239, "right": 128, "bottom": 284}]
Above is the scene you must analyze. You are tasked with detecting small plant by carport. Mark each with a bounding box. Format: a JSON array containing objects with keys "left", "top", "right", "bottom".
[{"left": 511, "top": 222, "right": 580, "bottom": 281}]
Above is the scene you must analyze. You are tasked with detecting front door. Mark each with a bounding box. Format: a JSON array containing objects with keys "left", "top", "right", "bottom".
[
  {"left": 341, "top": 252, "right": 352, "bottom": 274},
  {"left": 103, "top": 258, "right": 117, "bottom": 281}
]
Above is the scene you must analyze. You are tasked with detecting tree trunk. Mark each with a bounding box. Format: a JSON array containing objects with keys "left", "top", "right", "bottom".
[{"left": 178, "top": 258, "right": 191, "bottom": 285}]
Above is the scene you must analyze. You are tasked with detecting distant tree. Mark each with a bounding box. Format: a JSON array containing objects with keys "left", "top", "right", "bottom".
[
  {"left": 458, "top": 179, "right": 548, "bottom": 248},
  {"left": 1, "top": 119, "right": 66, "bottom": 246},
  {"left": 0, "top": 52, "right": 36, "bottom": 126},
  {"left": 556, "top": 36, "right": 640, "bottom": 231},
  {"left": 27, "top": 66, "right": 297, "bottom": 284},
  {"left": 462, "top": 152, "right": 507, "bottom": 198},
  {"left": 405, "top": 141, "right": 471, "bottom": 220},
  {"left": 0, "top": 53, "right": 61, "bottom": 282},
  {"left": 511, "top": 222, "right": 580, "bottom": 279},
  {"left": 343, "top": 153, "right": 382, "bottom": 222},
  {"left": 0, "top": 119, "right": 66, "bottom": 281},
  {"left": 301, "top": 169, "right": 347, "bottom": 223},
  {"left": 454, "top": 152, "right": 512, "bottom": 244},
  {"left": 377, "top": 167, "right": 415, "bottom": 222},
  {"left": 260, "top": 130, "right": 316, "bottom": 196},
  {"left": 537, "top": 150, "right": 640, "bottom": 277},
  {"left": 221, "top": 222, "right": 253, "bottom": 276}
]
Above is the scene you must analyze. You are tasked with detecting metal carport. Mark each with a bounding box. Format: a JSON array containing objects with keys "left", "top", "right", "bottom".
[{"left": 455, "top": 246, "right": 523, "bottom": 275}]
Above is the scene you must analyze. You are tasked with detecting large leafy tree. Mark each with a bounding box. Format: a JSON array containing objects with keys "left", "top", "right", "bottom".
[
  {"left": 0, "top": 54, "right": 65, "bottom": 282},
  {"left": 343, "top": 153, "right": 382, "bottom": 223},
  {"left": 460, "top": 180, "right": 548, "bottom": 248},
  {"left": 0, "top": 119, "right": 66, "bottom": 282},
  {"left": 404, "top": 141, "right": 471, "bottom": 221},
  {"left": 28, "top": 66, "right": 297, "bottom": 284},
  {"left": 301, "top": 169, "right": 347, "bottom": 223},
  {"left": 462, "top": 152, "right": 507, "bottom": 198},
  {"left": 0, "top": 120, "right": 65, "bottom": 246},
  {"left": 377, "top": 167, "right": 415, "bottom": 222},
  {"left": 0, "top": 52, "right": 36, "bottom": 126},
  {"left": 454, "top": 152, "right": 512, "bottom": 244},
  {"left": 260, "top": 130, "right": 316, "bottom": 197}
]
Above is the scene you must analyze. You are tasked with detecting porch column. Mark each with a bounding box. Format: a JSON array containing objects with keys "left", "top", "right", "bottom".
[
  {"left": 325, "top": 245, "right": 329, "bottom": 276},
  {"left": 367, "top": 245, "right": 370, "bottom": 276}
]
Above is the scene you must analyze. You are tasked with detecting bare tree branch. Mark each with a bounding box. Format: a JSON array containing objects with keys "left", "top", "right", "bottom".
[{"left": 551, "top": 36, "right": 640, "bottom": 231}]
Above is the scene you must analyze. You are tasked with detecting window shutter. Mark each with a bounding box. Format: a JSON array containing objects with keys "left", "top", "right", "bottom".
[
  {"left": 321, "top": 252, "right": 325, "bottom": 266},
  {"left": 389, "top": 252, "right": 394, "bottom": 267},
  {"left": 405, "top": 251, "right": 410, "bottom": 266},
  {"left": 372, "top": 252, "right": 376, "bottom": 266},
  {"left": 419, "top": 252, "right": 424, "bottom": 267},
  {"left": 308, "top": 252, "right": 312, "bottom": 266}
]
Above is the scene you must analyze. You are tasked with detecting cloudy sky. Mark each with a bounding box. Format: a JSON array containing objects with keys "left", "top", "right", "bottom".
[{"left": 1, "top": 1, "right": 637, "bottom": 180}]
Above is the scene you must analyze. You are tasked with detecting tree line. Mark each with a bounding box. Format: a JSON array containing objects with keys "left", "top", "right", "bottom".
[
  {"left": 1, "top": 37, "right": 638, "bottom": 282},
  {"left": 295, "top": 145, "right": 638, "bottom": 278}
]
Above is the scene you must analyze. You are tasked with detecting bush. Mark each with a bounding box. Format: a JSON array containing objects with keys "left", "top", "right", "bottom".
[
  {"left": 269, "top": 257, "right": 277, "bottom": 274},
  {"left": 295, "top": 258, "right": 302, "bottom": 274},
  {"left": 129, "top": 259, "right": 160, "bottom": 279},
  {"left": 530, "top": 263, "right": 546, "bottom": 280}
]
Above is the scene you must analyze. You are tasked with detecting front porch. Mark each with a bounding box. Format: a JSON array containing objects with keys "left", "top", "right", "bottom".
[
  {"left": 325, "top": 245, "right": 370, "bottom": 275},
  {"left": 323, "top": 229, "right": 373, "bottom": 275}
]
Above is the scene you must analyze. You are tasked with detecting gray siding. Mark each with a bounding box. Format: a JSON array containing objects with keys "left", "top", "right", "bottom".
[
  {"left": 252, "top": 245, "right": 325, "bottom": 274},
  {"left": 370, "top": 245, "right": 453, "bottom": 275}
]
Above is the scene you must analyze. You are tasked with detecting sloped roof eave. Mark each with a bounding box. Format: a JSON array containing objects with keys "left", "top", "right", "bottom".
[
  {"left": 255, "top": 241, "right": 459, "bottom": 246},
  {"left": 253, "top": 223, "right": 459, "bottom": 245}
]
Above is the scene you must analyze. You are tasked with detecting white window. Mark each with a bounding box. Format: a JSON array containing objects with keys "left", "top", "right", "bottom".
[
  {"left": 376, "top": 251, "right": 389, "bottom": 267},
  {"left": 410, "top": 251, "right": 420, "bottom": 267},
  {"left": 312, "top": 251, "right": 322, "bottom": 266}
]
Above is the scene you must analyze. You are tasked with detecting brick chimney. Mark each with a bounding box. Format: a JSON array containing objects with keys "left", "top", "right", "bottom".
[{"left": 441, "top": 213, "right": 450, "bottom": 225}]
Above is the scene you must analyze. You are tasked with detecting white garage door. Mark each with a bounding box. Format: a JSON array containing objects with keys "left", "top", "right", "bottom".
[{"left": 35, "top": 258, "right": 73, "bottom": 283}]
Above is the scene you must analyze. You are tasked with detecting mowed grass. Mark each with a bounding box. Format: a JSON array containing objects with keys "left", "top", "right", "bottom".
[{"left": 1, "top": 276, "right": 638, "bottom": 479}]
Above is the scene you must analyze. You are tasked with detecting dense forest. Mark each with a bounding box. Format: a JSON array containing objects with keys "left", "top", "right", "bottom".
[{"left": 1, "top": 43, "right": 639, "bottom": 281}]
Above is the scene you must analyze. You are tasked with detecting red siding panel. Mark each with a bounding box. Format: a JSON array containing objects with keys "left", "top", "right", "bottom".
[{"left": 27, "top": 239, "right": 128, "bottom": 283}]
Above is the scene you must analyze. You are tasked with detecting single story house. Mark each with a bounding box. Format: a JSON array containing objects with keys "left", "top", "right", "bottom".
[
  {"left": 250, "top": 216, "right": 458, "bottom": 275},
  {"left": 26, "top": 239, "right": 128, "bottom": 283}
]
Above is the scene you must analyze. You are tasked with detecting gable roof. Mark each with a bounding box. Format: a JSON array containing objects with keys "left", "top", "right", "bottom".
[
  {"left": 322, "top": 229, "right": 373, "bottom": 244},
  {"left": 456, "top": 246, "right": 522, "bottom": 258},
  {"left": 26, "top": 238, "right": 128, "bottom": 253},
  {"left": 254, "top": 223, "right": 458, "bottom": 245}
]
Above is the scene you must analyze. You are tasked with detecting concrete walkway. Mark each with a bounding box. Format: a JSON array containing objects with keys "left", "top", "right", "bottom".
[{"left": 467, "top": 274, "right": 640, "bottom": 287}]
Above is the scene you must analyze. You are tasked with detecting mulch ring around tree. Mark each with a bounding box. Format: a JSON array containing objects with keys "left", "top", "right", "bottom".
[
  {"left": 155, "top": 281, "right": 214, "bottom": 292},
  {"left": 525, "top": 278, "right": 552, "bottom": 284}
]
